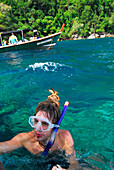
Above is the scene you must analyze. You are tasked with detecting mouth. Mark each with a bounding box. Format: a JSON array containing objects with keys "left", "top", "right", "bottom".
[{"left": 35, "top": 133, "right": 43, "bottom": 138}]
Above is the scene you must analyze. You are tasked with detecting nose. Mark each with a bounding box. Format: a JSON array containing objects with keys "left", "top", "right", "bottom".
[{"left": 35, "top": 121, "right": 42, "bottom": 131}]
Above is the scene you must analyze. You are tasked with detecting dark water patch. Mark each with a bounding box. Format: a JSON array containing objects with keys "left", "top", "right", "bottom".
[{"left": 1, "top": 149, "right": 112, "bottom": 170}]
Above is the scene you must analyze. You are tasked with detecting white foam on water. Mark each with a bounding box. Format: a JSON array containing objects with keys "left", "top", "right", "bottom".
[{"left": 26, "top": 62, "right": 65, "bottom": 72}]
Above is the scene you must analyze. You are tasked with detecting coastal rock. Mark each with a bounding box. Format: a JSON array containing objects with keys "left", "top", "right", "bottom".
[
  {"left": 71, "top": 34, "right": 78, "bottom": 39},
  {"left": 100, "top": 34, "right": 106, "bottom": 38},
  {"left": 95, "top": 34, "right": 99, "bottom": 38},
  {"left": 88, "top": 34, "right": 95, "bottom": 39}
]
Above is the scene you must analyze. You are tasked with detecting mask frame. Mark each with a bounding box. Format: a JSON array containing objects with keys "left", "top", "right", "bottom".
[{"left": 29, "top": 116, "right": 59, "bottom": 132}]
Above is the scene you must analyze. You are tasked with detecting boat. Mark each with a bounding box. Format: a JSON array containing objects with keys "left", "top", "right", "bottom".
[{"left": 0, "top": 23, "right": 65, "bottom": 53}]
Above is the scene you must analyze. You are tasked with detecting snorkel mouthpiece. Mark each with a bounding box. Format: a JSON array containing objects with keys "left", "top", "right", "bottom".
[{"left": 43, "top": 101, "right": 69, "bottom": 156}]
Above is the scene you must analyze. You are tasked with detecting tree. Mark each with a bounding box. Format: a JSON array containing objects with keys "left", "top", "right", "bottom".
[
  {"left": 0, "top": 3, "right": 11, "bottom": 31},
  {"left": 0, "top": 0, "right": 113, "bottom": 38}
]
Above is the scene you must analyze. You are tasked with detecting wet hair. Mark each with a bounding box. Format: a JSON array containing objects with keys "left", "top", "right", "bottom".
[{"left": 35, "top": 89, "right": 60, "bottom": 124}]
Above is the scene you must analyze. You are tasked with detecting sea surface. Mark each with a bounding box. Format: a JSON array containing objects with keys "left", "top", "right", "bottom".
[{"left": 0, "top": 37, "right": 114, "bottom": 170}]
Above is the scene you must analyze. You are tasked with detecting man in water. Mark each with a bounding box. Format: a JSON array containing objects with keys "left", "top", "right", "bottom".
[{"left": 0, "top": 89, "right": 76, "bottom": 169}]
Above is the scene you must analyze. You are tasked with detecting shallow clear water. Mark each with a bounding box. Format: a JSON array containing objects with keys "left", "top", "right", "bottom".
[{"left": 0, "top": 37, "right": 114, "bottom": 169}]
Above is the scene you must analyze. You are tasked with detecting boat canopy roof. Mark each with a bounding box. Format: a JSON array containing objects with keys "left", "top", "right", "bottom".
[{"left": 0, "top": 29, "right": 29, "bottom": 36}]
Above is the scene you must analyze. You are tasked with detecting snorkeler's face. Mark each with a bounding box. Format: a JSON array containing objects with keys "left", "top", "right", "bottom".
[{"left": 33, "top": 111, "right": 53, "bottom": 141}]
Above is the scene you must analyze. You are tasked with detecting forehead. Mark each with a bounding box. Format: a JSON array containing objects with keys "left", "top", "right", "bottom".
[{"left": 35, "top": 110, "right": 52, "bottom": 122}]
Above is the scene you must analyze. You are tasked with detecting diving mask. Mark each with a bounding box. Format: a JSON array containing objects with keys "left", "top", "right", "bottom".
[{"left": 29, "top": 116, "right": 59, "bottom": 132}]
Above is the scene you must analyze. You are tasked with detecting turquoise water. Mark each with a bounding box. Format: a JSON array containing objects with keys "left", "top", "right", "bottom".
[{"left": 0, "top": 37, "right": 114, "bottom": 169}]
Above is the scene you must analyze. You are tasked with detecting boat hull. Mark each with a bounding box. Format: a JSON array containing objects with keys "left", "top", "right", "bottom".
[{"left": 0, "top": 32, "right": 61, "bottom": 53}]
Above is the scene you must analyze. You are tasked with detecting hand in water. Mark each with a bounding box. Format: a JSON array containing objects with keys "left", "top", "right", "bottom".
[{"left": 52, "top": 164, "right": 66, "bottom": 170}]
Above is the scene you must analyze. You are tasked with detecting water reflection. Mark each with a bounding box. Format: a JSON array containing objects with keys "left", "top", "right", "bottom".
[{"left": 5, "top": 53, "right": 23, "bottom": 66}]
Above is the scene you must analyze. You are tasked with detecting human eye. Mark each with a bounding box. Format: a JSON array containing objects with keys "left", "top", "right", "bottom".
[
  {"left": 42, "top": 121, "right": 49, "bottom": 126},
  {"left": 41, "top": 121, "right": 49, "bottom": 130}
]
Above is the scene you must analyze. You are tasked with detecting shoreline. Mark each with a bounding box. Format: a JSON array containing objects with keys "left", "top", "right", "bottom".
[{"left": 59, "top": 33, "right": 114, "bottom": 41}]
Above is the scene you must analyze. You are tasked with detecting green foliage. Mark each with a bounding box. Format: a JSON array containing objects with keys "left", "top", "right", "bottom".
[{"left": 0, "top": 0, "right": 113, "bottom": 38}]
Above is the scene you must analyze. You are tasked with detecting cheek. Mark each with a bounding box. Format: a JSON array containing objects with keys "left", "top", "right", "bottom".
[{"left": 44, "top": 129, "right": 52, "bottom": 136}]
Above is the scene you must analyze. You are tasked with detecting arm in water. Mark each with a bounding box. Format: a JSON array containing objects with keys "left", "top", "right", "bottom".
[{"left": 0, "top": 133, "right": 24, "bottom": 155}]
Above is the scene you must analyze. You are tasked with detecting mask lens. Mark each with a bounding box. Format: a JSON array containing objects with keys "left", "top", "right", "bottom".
[
  {"left": 29, "top": 117, "right": 39, "bottom": 127},
  {"left": 34, "top": 118, "right": 39, "bottom": 126},
  {"left": 41, "top": 121, "right": 49, "bottom": 130}
]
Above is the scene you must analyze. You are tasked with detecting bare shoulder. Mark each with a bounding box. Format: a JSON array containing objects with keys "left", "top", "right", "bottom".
[
  {"left": 58, "top": 129, "right": 73, "bottom": 138},
  {"left": 57, "top": 129, "right": 75, "bottom": 156},
  {"left": 57, "top": 129, "right": 74, "bottom": 146},
  {"left": 10, "top": 131, "right": 34, "bottom": 144}
]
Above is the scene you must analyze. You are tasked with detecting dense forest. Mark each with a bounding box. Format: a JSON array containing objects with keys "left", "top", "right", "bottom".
[{"left": 0, "top": 0, "right": 114, "bottom": 39}]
